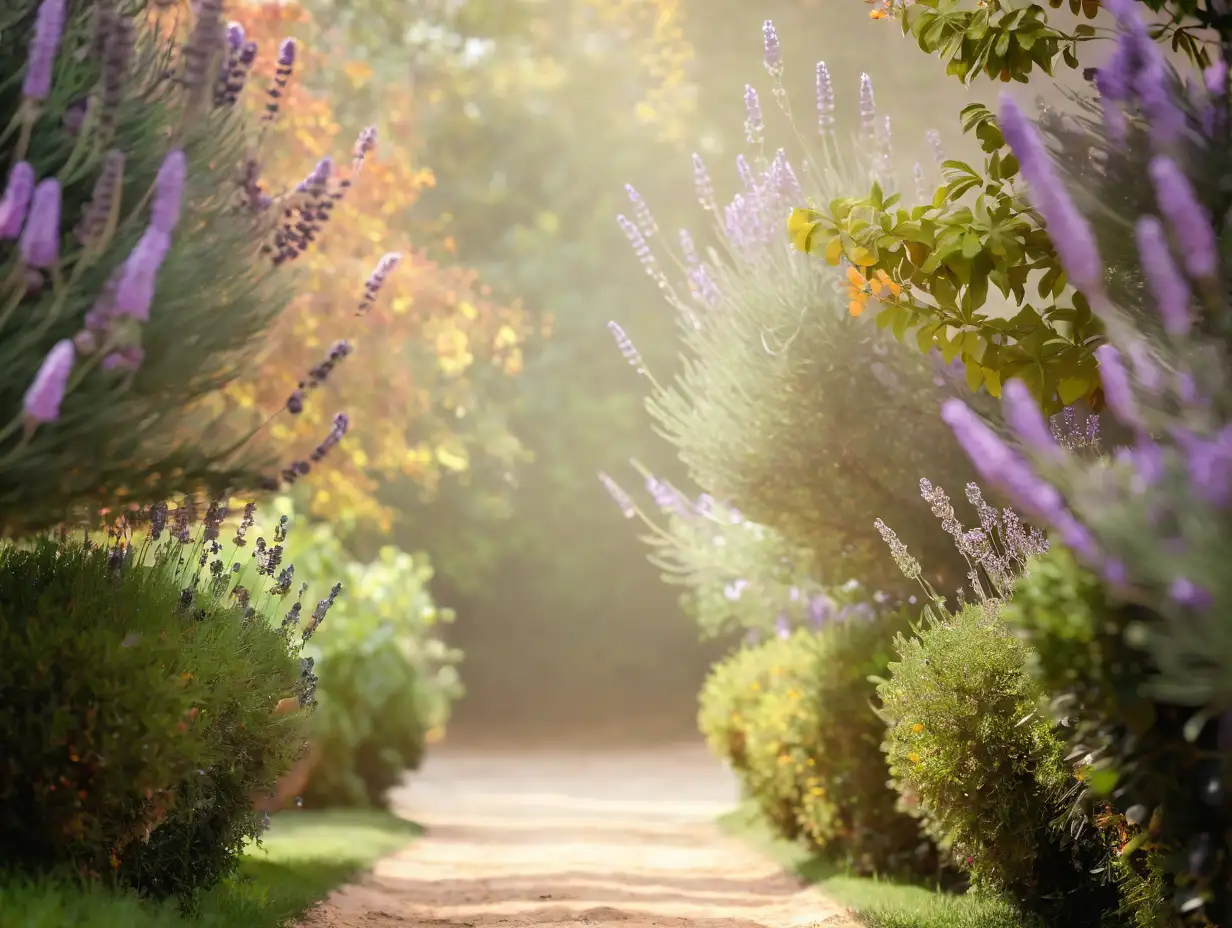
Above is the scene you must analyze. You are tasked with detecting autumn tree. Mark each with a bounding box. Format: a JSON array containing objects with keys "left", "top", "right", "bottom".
[{"left": 224, "top": 1, "right": 531, "bottom": 534}]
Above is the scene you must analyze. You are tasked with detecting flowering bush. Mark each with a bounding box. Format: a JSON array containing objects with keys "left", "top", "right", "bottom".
[
  {"left": 699, "top": 609, "right": 935, "bottom": 876},
  {"left": 599, "top": 464, "right": 887, "bottom": 639},
  {"left": 603, "top": 24, "right": 982, "bottom": 598},
  {"left": 0, "top": 0, "right": 399, "bottom": 534},
  {"left": 935, "top": 3, "right": 1232, "bottom": 922},
  {"left": 0, "top": 499, "right": 330, "bottom": 899}
]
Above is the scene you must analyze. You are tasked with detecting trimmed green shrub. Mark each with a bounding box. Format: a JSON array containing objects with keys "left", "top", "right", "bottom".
[
  {"left": 271, "top": 507, "right": 461, "bottom": 809},
  {"left": 0, "top": 0, "right": 383, "bottom": 533},
  {"left": 700, "top": 609, "right": 933, "bottom": 875},
  {"left": 879, "top": 602, "right": 1122, "bottom": 926},
  {"left": 0, "top": 502, "right": 319, "bottom": 899},
  {"left": 1005, "top": 548, "right": 1187, "bottom": 928}
]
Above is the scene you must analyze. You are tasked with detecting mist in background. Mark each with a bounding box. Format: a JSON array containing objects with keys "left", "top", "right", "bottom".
[{"left": 292, "top": 0, "right": 1001, "bottom": 747}]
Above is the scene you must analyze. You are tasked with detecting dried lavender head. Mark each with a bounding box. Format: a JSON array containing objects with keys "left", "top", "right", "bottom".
[
  {"left": 762, "top": 20, "right": 783, "bottom": 78},
  {"left": 75, "top": 150, "right": 125, "bottom": 248},
  {"left": 356, "top": 252, "right": 402, "bottom": 314},
  {"left": 692, "top": 152, "right": 716, "bottom": 212},
  {"left": 859, "top": 73, "right": 877, "bottom": 142},
  {"left": 264, "top": 38, "right": 298, "bottom": 122},
  {"left": 180, "top": 0, "right": 223, "bottom": 111},
  {"left": 97, "top": 13, "right": 135, "bottom": 139}
]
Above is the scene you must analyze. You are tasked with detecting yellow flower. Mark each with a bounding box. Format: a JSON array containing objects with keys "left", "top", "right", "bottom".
[
  {"left": 911, "top": 722, "right": 925, "bottom": 734},
  {"left": 845, "top": 266, "right": 902, "bottom": 317},
  {"left": 908, "top": 751, "right": 921, "bottom": 764}
]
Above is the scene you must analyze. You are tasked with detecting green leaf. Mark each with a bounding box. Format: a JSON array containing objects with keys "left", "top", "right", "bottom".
[{"left": 1057, "top": 376, "right": 1089, "bottom": 405}]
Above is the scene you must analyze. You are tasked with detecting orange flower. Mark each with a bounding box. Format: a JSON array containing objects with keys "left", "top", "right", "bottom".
[{"left": 844, "top": 266, "right": 902, "bottom": 317}]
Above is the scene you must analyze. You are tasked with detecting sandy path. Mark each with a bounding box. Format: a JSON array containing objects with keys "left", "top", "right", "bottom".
[{"left": 299, "top": 742, "right": 857, "bottom": 928}]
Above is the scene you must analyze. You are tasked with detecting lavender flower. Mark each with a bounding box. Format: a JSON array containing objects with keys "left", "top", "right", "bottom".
[
  {"left": 940, "top": 399, "right": 1066, "bottom": 525},
  {"left": 1135, "top": 216, "right": 1191, "bottom": 335},
  {"left": 308, "top": 412, "right": 349, "bottom": 463},
  {"left": 808, "top": 595, "right": 834, "bottom": 628},
  {"left": 151, "top": 149, "right": 188, "bottom": 235},
  {"left": 692, "top": 153, "right": 716, "bottom": 212},
  {"left": 913, "top": 163, "right": 928, "bottom": 203},
  {"left": 617, "top": 214, "right": 662, "bottom": 284},
  {"left": 679, "top": 229, "right": 699, "bottom": 265},
  {"left": 357, "top": 252, "right": 402, "bottom": 314},
  {"left": 859, "top": 73, "right": 876, "bottom": 142},
  {"left": 23, "top": 0, "right": 67, "bottom": 101},
  {"left": 114, "top": 227, "right": 172, "bottom": 321},
  {"left": 925, "top": 129, "right": 945, "bottom": 165},
  {"left": 816, "top": 62, "right": 835, "bottom": 135},
  {"left": 606, "top": 320, "right": 643, "bottom": 370},
  {"left": 763, "top": 20, "right": 783, "bottom": 78},
  {"left": 0, "top": 162, "right": 35, "bottom": 240},
  {"left": 744, "top": 85, "right": 764, "bottom": 145},
  {"left": 874, "top": 518, "right": 922, "bottom": 580},
  {"left": 599, "top": 471, "right": 635, "bottom": 518},
  {"left": 19, "top": 179, "right": 61, "bottom": 268},
  {"left": 624, "top": 184, "right": 657, "bottom": 238},
  {"left": 1170, "top": 577, "right": 1213, "bottom": 611},
  {"left": 999, "top": 94, "right": 1104, "bottom": 295},
  {"left": 23, "top": 339, "right": 75, "bottom": 424},
  {"left": 1093, "top": 344, "right": 1141, "bottom": 430},
  {"left": 775, "top": 613, "right": 791, "bottom": 639},
  {"left": 725, "top": 578, "right": 749, "bottom": 601},
  {"left": 1002, "top": 379, "right": 1062, "bottom": 462},
  {"left": 1104, "top": 0, "right": 1184, "bottom": 145},
  {"left": 1148, "top": 156, "right": 1217, "bottom": 280}
]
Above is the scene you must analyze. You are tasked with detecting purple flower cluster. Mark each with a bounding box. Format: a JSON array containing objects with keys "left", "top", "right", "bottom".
[{"left": 940, "top": 5, "right": 1227, "bottom": 618}]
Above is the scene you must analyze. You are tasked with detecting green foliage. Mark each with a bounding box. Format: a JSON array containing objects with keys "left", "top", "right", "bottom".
[
  {"left": 700, "top": 612, "right": 934, "bottom": 876},
  {"left": 1004, "top": 548, "right": 1220, "bottom": 928},
  {"left": 632, "top": 70, "right": 981, "bottom": 595},
  {"left": 0, "top": 526, "right": 308, "bottom": 900},
  {"left": 788, "top": 117, "right": 1106, "bottom": 414},
  {"left": 0, "top": 0, "right": 329, "bottom": 532},
  {"left": 0, "top": 809, "right": 421, "bottom": 928},
  {"left": 276, "top": 509, "right": 461, "bottom": 809},
  {"left": 879, "top": 603, "right": 1122, "bottom": 926},
  {"left": 899, "top": 0, "right": 1091, "bottom": 84}
]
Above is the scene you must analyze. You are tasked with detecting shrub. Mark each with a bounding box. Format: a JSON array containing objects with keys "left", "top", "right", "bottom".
[
  {"left": 932, "top": 8, "right": 1232, "bottom": 921},
  {"left": 701, "top": 609, "right": 932, "bottom": 875},
  {"left": 879, "top": 602, "right": 1122, "bottom": 926},
  {"left": 0, "top": 500, "right": 322, "bottom": 899},
  {"left": 0, "top": 0, "right": 394, "bottom": 533},
  {"left": 604, "top": 39, "right": 983, "bottom": 598},
  {"left": 264, "top": 506, "right": 462, "bottom": 809}
]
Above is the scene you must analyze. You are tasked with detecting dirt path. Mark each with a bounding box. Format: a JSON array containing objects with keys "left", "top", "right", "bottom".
[{"left": 299, "top": 742, "right": 858, "bottom": 928}]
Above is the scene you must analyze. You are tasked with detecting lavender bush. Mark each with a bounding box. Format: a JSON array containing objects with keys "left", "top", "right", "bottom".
[
  {"left": 0, "top": 496, "right": 336, "bottom": 897},
  {"left": 604, "top": 22, "right": 985, "bottom": 599},
  {"left": 0, "top": 0, "right": 392, "bottom": 533},
  {"left": 938, "top": 3, "right": 1232, "bottom": 923}
]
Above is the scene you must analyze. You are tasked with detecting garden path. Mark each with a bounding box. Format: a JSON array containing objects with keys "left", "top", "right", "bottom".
[{"left": 298, "top": 742, "right": 857, "bottom": 928}]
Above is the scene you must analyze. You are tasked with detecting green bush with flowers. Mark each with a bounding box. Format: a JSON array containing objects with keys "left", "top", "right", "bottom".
[
  {"left": 0, "top": 498, "right": 328, "bottom": 900},
  {"left": 700, "top": 607, "right": 934, "bottom": 876}
]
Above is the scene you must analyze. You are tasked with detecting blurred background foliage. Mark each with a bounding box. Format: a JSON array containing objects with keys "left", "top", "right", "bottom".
[{"left": 258, "top": 0, "right": 979, "bottom": 741}]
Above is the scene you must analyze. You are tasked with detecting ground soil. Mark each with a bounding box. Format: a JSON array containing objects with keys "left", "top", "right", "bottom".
[{"left": 298, "top": 742, "right": 857, "bottom": 928}]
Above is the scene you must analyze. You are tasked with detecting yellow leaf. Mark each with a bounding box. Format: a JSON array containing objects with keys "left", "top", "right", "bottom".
[{"left": 435, "top": 444, "right": 469, "bottom": 472}]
